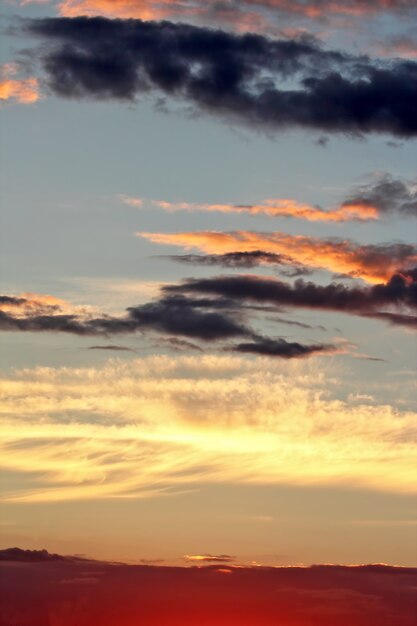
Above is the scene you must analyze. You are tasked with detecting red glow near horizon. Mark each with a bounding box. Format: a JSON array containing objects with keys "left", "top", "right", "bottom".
[{"left": 0, "top": 553, "right": 416, "bottom": 626}]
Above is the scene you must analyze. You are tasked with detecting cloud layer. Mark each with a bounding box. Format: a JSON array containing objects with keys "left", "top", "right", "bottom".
[
  {"left": 24, "top": 17, "right": 417, "bottom": 137},
  {"left": 0, "top": 355, "right": 415, "bottom": 502},
  {"left": 1, "top": 551, "right": 416, "bottom": 625}
]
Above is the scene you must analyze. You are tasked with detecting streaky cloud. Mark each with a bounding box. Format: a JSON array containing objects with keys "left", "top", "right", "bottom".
[
  {"left": 0, "top": 355, "right": 415, "bottom": 501},
  {"left": 125, "top": 174, "right": 417, "bottom": 221},
  {"left": 232, "top": 337, "right": 335, "bottom": 358},
  {"left": 140, "top": 231, "right": 417, "bottom": 283}
]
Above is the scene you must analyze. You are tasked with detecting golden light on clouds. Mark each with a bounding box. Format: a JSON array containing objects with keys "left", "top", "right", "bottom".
[
  {"left": 138, "top": 230, "right": 417, "bottom": 283},
  {"left": 124, "top": 196, "right": 379, "bottom": 222},
  {"left": 0, "top": 64, "right": 40, "bottom": 105},
  {"left": 0, "top": 355, "right": 415, "bottom": 503}
]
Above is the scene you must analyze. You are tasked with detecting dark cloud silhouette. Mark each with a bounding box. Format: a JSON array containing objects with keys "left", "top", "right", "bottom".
[
  {"left": 125, "top": 295, "right": 253, "bottom": 340},
  {"left": 273, "top": 317, "right": 327, "bottom": 331},
  {"left": 168, "top": 251, "right": 312, "bottom": 276},
  {"left": 363, "top": 311, "right": 417, "bottom": 329},
  {"left": 0, "top": 311, "right": 99, "bottom": 335},
  {"left": 0, "top": 292, "right": 336, "bottom": 358},
  {"left": 0, "top": 295, "right": 252, "bottom": 341},
  {"left": 24, "top": 17, "right": 417, "bottom": 137},
  {"left": 0, "top": 548, "right": 85, "bottom": 563},
  {"left": 165, "top": 269, "right": 417, "bottom": 327},
  {"left": 88, "top": 345, "right": 135, "bottom": 351},
  {"left": 0, "top": 552, "right": 415, "bottom": 626},
  {"left": 232, "top": 337, "right": 335, "bottom": 358},
  {"left": 0, "top": 296, "right": 27, "bottom": 305},
  {"left": 343, "top": 174, "right": 417, "bottom": 218}
]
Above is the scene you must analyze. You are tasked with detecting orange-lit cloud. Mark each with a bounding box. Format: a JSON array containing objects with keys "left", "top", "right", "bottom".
[
  {"left": 138, "top": 231, "right": 417, "bottom": 283},
  {"left": 124, "top": 196, "right": 380, "bottom": 222},
  {"left": 184, "top": 554, "right": 235, "bottom": 563},
  {"left": 58, "top": 0, "right": 190, "bottom": 19},
  {"left": 26, "top": 0, "right": 415, "bottom": 22},
  {"left": 0, "top": 355, "right": 415, "bottom": 502},
  {"left": 0, "top": 64, "right": 40, "bottom": 105},
  {"left": 0, "top": 291, "right": 95, "bottom": 317},
  {"left": 378, "top": 38, "right": 417, "bottom": 59}
]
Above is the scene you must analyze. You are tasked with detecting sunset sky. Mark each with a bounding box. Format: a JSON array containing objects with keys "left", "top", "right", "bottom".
[{"left": 0, "top": 0, "right": 416, "bottom": 599}]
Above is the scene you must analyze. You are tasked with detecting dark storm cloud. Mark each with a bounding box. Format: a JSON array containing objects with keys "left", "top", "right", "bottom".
[
  {"left": 232, "top": 337, "right": 335, "bottom": 358},
  {"left": 24, "top": 17, "right": 417, "bottom": 137},
  {"left": 343, "top": 175, "right": 417, "bottom": 218}
]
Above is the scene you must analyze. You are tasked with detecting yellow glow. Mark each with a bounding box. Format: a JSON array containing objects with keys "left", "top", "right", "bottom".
[{"left": 0, "top": 356, "right": 415, "bottom": 502}]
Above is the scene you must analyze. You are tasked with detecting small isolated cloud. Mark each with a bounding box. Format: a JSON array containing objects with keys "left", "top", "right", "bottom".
[
  {"left": 232, "top": 337, "right": 336, "bottom": 358},
  {"left": 184, "top": 554, "right": 236, "bottom": 563},
  {"left": 0, "top": 63, "right": 40, "bottom": 105}
]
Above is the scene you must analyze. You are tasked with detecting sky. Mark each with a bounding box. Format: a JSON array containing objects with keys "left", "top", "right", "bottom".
[{"left": 0, "top": 0, "right": 416, "bottom": 602}]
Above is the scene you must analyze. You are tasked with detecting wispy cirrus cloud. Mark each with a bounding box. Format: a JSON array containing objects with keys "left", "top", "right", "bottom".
[
  {"left": 124, "top": 196, "right": 380, "bottom": 222},
  {"left": 0, "top": 355, "right": 415, "bottom": 503},
  {"left": 165, "top": 251, "right": 313, "bottom": 278},
  {"left": 123, "top": 174, "right": 417, "bottom": 223},
  {"left": 139, "top": 230, "right": 417, "bottom": 283}
]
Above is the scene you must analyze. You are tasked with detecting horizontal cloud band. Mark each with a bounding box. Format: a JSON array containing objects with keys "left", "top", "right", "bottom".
[
  {"left": 124, "top": 174, "right": 417, "bottom": 222},
  {"left": 140, "top": 230, "right": 417, "bottom": 283},
  {"left": 25, "top": 17, "right": 417, "bottom": 137}
]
